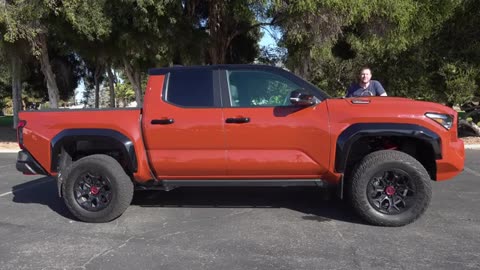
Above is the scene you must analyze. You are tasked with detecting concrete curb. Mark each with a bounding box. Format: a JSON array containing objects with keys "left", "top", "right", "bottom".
[
  {"left": 465, "top": 144, "right": 480, "bottom": 150},
  {"left": 0, "top": 148, "right": 20, "bottom": 153}
]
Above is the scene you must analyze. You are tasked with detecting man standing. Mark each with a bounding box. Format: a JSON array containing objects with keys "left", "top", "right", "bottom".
[{"left": 346, "top": 67, "right": 387, "bottom": 97}]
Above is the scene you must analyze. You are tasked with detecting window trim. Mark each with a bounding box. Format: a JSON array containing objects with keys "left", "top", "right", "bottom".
[{"left": 219, "top": 67, "right": 327, "bottom": 108}]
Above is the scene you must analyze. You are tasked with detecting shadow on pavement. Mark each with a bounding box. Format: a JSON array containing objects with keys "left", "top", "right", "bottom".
[
  {"left": 10, "top": 178, "right": 365, "bottom": 224},
  {"left": 132, "top": 187, "right": 366, "bottom": 225},
  {"left": 11, "top": 177, "right": 75, "bottom": 220}
]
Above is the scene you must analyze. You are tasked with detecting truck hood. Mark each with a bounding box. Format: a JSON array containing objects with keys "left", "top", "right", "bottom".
[{"left": 324, "top": 97, "right": 457, "bottom": 125}]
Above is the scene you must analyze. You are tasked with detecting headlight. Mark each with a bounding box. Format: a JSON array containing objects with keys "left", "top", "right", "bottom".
[{"left": 425, "top": 113, "right": 453, "bottom": 130}]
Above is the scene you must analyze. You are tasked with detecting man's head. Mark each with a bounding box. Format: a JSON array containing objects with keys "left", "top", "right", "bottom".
[{"left": 358, "top": 67, "right": 372, "bottom": 85}]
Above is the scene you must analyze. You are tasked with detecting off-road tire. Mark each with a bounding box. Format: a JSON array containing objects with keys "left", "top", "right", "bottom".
[
  {"left": 62, "top": 154, "right": 133, "bottom": 223},
  {"left": 348, "top": 150, "right": 432, "bottom": 226}
]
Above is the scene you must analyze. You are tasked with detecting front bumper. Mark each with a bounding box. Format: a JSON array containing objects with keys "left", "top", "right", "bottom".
[
  {"left": 16, "top": 150, "right": 48, "bottom": 175},
  {"left": 436, "top": 139, "right": 465, "bottom": 181}
]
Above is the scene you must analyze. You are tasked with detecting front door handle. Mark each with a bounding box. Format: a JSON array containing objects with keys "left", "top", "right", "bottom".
[
  {"left": 151, "top": 118, "right": 175, "bottom": 125},
  {"left": 226, "top": 117, "right": 250, "bottom": 124}
]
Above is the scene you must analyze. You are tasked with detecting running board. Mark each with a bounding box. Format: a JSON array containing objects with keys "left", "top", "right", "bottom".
[{"left": 136, "top": 179, "right": 329, "bottom": 191}]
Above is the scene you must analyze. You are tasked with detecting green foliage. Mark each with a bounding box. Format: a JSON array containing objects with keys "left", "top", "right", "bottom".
[
  {"left": 0, "top": 51, "right": 11, "bottom": 99},
  {"left": 105, "top": 0, "right": 175, "bottom": 66},
  {"left": 0, "top": 116, "right": 14, "bottom": 126},
  {"left": 439, "top": 63, "right": 478, "bottom": 106},
  {"left": 272, "top": 0, "right": 466, "bottom": 104},
  {"left": 50, "top": 0, "right": 112, "bottom": 41},
  {"left": 347, "top": 0, "right": 461, "bottom": 59},
  {"left": 0, "top": 0, "right": 45, "bottom": 46},
  {"left": 0, "top": 98, "right": 6, "bottom": 114},
  {"left": 115, "top": 82, "right": 135, "bottom": 107}
]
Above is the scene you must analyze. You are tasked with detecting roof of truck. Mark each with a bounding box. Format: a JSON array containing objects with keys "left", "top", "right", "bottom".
[{"left": 148, "top": 64, "right": 287, "bottom": 75}]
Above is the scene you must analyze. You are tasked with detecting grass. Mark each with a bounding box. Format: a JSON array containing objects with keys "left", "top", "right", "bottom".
[{"left": 0, "top": 116, "right": 13, "bottom": 127}]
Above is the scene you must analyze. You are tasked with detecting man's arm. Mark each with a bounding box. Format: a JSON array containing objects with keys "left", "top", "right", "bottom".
[
  {"left": 374, "top": 81, "right": 387, "bottom": 96},
  {"left": 345, "top": 84, "right": 353, "bottom": 97}
]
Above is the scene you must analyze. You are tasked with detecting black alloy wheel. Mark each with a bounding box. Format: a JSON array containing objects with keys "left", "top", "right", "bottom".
[
  {"left": 348, "top": 150, "right": 432, "bottom": 227},
  {"left": 367, "top": 169, "right": 416, "bottom": 215},
  {"left": 74, "top": 172, "right": 113, "bottom": 212},
  {"left": 62, "top": 154, "right": 133, "bottom": 223}
]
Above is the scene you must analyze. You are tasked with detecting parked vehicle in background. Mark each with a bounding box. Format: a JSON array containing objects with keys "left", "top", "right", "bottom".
[{"left": 16, "top": 65, "right": 465, "bottom": 226}]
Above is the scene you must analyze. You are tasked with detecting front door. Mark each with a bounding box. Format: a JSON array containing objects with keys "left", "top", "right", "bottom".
[
  {"left": 142, "top": 68, "right": 226, "bottom": 178},
  {"left": 221, "top": 67, "right": 330, "bottom": 178}
]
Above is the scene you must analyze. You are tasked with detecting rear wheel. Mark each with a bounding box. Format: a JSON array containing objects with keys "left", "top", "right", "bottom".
[
  {"left": 62, "top": 154, "right": 133, "bottom": 223},
  {"left": 348, "top": 150, "right": 432, "bottom": 226}
]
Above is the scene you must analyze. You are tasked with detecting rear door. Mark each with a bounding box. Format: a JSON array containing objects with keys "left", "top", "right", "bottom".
[
  {"left": 221, "top": 67, "right": 331, "bottom": 178},
  {"left": 142, "top": 68, "right": 227, "bottom": 178}
]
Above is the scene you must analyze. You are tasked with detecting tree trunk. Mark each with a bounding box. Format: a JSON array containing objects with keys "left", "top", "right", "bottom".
[
  {"left": 94, "top": 78, "right": 100, "bottom": 108},
  {"left": 10, "top": 54, "right": 22, "bottom": 129},
  {"left": 36, "top": 34, "right": 60, "bottom": 108},
  {"left": 107, "top": 66, "right": 116, "bottom": 108},
  {"left": 207, "top": 0, "right": 229, "bottom": 64},
  {"left": 123, "top": 58, "right": 143, "bottom": 107},
  {"left": 94, "top": 64, "right": 103, "bottom": 108}
]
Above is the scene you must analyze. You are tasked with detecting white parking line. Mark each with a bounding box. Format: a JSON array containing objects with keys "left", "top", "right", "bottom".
[
  {"left": 464, "top": 166, "right": 480, "bottom": 177},
  {"left": 0, "top": 178, "right": 54, "bottom": 198},
  {"left": 0, "top": 149, "right": 19, "bottom": 153},
  {"left": 0, "top": 191, "right": 13, "bottom": 197},
  {"left": 0, "top": 164, "right": 14, "bottom": 169}
]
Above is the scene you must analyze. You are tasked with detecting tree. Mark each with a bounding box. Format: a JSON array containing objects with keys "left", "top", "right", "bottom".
[
  {"left": 184, "top": 0, "right": 266, "bottom": 64},
  {"left": 1, "top": 1, "right": 62, "bottom": 108},
  {"left": 50, "top": 0, "right": 113, "bottom": 108},
  {"left": 106, "top": 67, "right": 116, "bottom": 107},
  {"left": 0, "top": 2, "right": 26, "bottom": 126},
  {"left": 104, "top": 0, "right": 178, "bottom": 107},
  {"left": 1, "top": 0, "right": 113, "bottom": 112},
  {"left": 115, "top": 80, "right": 135, "bottom": 108},
  {"left": 0, "top": 43, "right": 12, "bottom": 104},
  {"left": 271, "top": 0, "right": 462, "bottom": 98}
]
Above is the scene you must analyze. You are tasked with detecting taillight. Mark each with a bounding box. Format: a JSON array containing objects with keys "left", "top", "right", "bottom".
[{"left": 17, "top": 120, "right": 26, "bottom": 149}]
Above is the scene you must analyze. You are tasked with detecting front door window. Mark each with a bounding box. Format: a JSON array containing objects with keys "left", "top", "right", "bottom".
[{"left": 227, "top": 70, "right": 303, "bottom": 107}]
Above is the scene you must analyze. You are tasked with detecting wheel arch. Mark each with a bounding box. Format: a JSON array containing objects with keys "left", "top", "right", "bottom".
[
  {"left": 51, "top": 129, "right": 138, "bottom": 174},
  {"left": 335, "top": 123, "right": 441, "bottom": 180}
]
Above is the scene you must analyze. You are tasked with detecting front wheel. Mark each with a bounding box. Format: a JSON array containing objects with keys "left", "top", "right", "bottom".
[
  {"left": 348, "top": 150, "right": 432, "bottom": 226},
  {"left": 62, "top": 154, "right": 134, "bottom": 223}
]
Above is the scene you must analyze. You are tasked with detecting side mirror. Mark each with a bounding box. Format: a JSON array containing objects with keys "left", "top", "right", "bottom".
[{"left": 289, "top": 89, "right": 317, "bottom": 106}]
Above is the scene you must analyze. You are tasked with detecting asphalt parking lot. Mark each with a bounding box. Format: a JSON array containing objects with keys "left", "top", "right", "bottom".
[{"left": 0, "top": 151, "right": 479, "bottom": 270}]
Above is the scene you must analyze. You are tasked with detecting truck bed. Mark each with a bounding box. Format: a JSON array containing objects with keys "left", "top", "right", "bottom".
[{"left": 18, "top": 108, "right": 147, "bottom": 178}]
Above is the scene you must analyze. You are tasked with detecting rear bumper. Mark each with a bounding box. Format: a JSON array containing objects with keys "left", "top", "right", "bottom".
[
  {"left": 16, "top": 150, "right": 48, "bottom": 175},
  {"left": 436, "top": 139, "right": 465, "bottom": 181}
]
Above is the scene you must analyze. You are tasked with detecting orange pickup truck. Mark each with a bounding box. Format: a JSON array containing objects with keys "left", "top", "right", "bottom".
[{"left": 16, "top": 65, "right": 465, "bottom": 226}]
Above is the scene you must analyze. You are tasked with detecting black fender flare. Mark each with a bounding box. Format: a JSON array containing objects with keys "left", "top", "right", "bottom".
[
  {"left": 50, "top": 129, "right": 137, "bottom": 173},
  {"left": 335, "top": 123, "right": 441, "bottom": 173}
]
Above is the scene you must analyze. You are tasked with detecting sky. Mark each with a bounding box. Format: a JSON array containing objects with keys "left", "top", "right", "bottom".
[{"left": 259, "top": 26, "right": 279, "bottom": 48}]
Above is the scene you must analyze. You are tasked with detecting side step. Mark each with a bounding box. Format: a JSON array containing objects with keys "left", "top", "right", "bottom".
[{"left": 135, "top": 179, "right": 329, "bottom": 191}]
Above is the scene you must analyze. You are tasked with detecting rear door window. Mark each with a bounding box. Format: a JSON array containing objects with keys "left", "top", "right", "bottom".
[{"left": 165, "top": 69, "right": 214, "bottom": 107}]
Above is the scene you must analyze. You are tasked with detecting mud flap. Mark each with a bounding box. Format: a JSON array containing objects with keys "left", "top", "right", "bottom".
[
  {"left": 337, "top": 174, "right": 344, "bottom": 199},
  {"left": 56, "top": 173, "right": 63, "bottom": 198}
]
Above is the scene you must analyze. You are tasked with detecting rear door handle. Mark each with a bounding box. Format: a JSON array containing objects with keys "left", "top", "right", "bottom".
[
  {"left": 226, "top": 117, "right": 250, "bottom": 124},
  {"left": 151, "top": 118, "right": 174, "bottom": 125}
]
